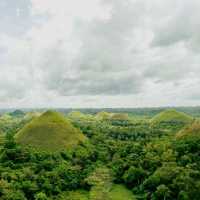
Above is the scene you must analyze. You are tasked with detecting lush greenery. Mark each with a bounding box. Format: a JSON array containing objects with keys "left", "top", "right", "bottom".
[{"left": 0, "top": 108, "right": 199, "bottom": 199}]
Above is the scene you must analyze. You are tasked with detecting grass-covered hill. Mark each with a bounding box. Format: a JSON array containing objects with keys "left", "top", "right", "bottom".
[
  {"left": 176, "top": 120, "right": 200, "bottom": 139},
  {"left": 151, "top": 109, "right": 193, "bottom": 125},
  {"left": 95, "top": 111, "right": 112, "bottom": 120},
  {"left": 15, "top": 110, "right": 86, "bottom": 151},
  {"left": 68, "top": 111, "right": 84, "bottom": 118},
  {"left": 95, "top": 112, "right": 129, "bottom": 121},
  {"left": 110, "top": 113, "right": 129, "bottom": 121}
]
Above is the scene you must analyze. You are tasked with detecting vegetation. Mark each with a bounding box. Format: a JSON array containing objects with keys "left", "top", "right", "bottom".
[
  {"left": 0, "top": 108, "right": 200, "bottom": 199},
  {"left": 151, "top": 109, "right": 193, "bottom": 124},
  {"left": 95, "top": 111, "right": 112, "bottom": 120},
  {"left": 150, "top": 109, "right": 193, "bottom": 132},
  {"left": 9, "top": 110, "right": 25, "bottom": 118},
  {"left": 15, "top": 111, "right": 86, "bottom": 151},
  {"left": 108, "top": 185, "right": 136, "bottom": 200}
]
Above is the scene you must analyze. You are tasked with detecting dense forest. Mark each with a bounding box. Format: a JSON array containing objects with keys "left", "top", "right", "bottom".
[{"left": 0, "top": 108, "right": 200, "bottom": 199}]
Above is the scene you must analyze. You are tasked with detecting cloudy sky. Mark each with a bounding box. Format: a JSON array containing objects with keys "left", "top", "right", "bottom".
[{"left": 0, "top": 0, "right": 200, "bottom": 108}]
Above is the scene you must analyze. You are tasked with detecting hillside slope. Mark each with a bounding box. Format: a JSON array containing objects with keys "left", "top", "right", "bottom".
[
  {"left": 15, "top": 110, "right": 86, "bottom": 151},
  {"left": 176, "top": 120, "right": 200, "bottom": 139},
  {"left": 151, "top": 109, "right": 193, "bottom": 124}
]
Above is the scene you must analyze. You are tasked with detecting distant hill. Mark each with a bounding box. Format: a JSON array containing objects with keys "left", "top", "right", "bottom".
[
  {"left": 68, "top": 111, "right": 94, "bottom": 122},
  {"left": 68, "top": 111, "right": 85, "bottom": 118},
  {"left": 24, "top": 112, "right": 41, "bottom": 120},
  {"left": 151, "top": 109, "right": 193, "bottom": 125},
  {"left": 95, "top": 111, "right": 112, "bottom": 120},
  {"left": 95, "top": 112, "right": 129, "bottom": 121},
  {"left": 15, "top": 110, "right": 86, "bottom": 151},
  {"left": 9, "top": 110, "right": 25, "bottom": 118},
  {"left": 110, "top": 113, "right": 129, "bottom": 121}
]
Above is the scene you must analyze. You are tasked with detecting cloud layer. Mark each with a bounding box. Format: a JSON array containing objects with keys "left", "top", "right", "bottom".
[{"left": 0, "top": 0, "right": 200, "bottom": 108}]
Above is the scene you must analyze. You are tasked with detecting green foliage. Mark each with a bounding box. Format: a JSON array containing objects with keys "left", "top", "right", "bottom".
[
  {"left": 35, "top": 192, "right": 48, "bottom": 200},
  {"left": 123, "top": 166, "right": 146, "bottom": 188},
  {"left": 153, "top": 184, "right": 171, "bottom": 200},
  {"left": 9, "top": 110, "right": 25, "bottom": 118},
  {"left": 0, "top": 109, "right": 199, "bottom": 199},
  {"left": 0, "top": 113, "right": 27, "bottom": 135},
  {"left": 174, "top": 121, "right": 200, "bottom": 155}
]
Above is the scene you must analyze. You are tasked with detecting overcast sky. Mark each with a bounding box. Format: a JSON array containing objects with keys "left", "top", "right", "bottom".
[{"left": 0, "top": 0, "right": 200, "bottom": 108}]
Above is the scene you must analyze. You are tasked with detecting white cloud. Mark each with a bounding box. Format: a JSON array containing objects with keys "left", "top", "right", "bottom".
[
  {"left": 31, "top": 0, "right": 111, "bottom": 20},
  {"left": 0, "top": 0, "right": 200, "bottom": 108}
]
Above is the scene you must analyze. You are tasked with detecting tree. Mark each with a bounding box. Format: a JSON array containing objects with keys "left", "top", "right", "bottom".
[
  {"left": 35, "top": 192, "right": 48, "bottom": 200},
  {"left": 153, "top": 184, "right": 171, "bottom": 200},
  {"left": 123, "top": 166, "right": 146, "bottom": 188},
  {"left": 4, "top": 133, "right": 16, "bottom": 149}
]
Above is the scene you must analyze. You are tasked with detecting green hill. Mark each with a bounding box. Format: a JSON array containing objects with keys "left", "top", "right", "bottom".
[
  {"left": 15, "top": 110, "right": 86, "bottom": 151},
  {"left": 95, "top": 111, "right": 112, "bottom": 120},
  {"left": 95, "top": 112, "right": 129, "bottom": 121},
  {"left": 176, "top": 120, "right": 200, "bottom": 139},
  {"left": 174, "top": 120, "right": 200, "bottom": 156},
  {"left": 110, "top": 113, "right": 129, "bottom": 121},
  {"left": 151, "top": 109, "right": 193, "bottom": 125},
  {"left": 68, "top": 111, "right": 89, "bottom": 119},
  {"left": 9, "top": 110, "right": 25, "bottom": 118}
]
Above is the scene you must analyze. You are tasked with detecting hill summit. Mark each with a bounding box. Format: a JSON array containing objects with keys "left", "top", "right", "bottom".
[
  {"left": 151, "top": 109, "right": 193, "bottom": 125},
  {"left": 15, "top": 110, "right": 86, "bottom": 151},
  {"left": 95, "top": 111, "right": 111, "bottom": 120}
]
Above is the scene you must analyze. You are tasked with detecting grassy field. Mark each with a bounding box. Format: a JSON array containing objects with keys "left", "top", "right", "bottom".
[
  {"left": 108, "top": 184, "right": 136, "bottom": 200},
  {"left": 58, "top": 185, "right": 136, "bottom": 200}
]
